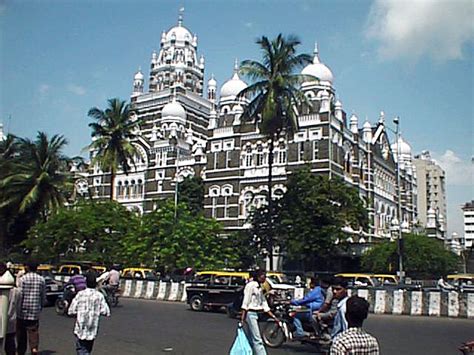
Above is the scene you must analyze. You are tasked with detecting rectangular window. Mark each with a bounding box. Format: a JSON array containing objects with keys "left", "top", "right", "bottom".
[
  {"left": 299, "top": 142, "right": 305, "bottom": 161},
  {"left": 313, "top": 141, "right": 319, "bottom": 160},
  {"left": 226, "top": 151, "right": 232, "bottom": 168},
  {"left": 213, "top": 152, "right": 218, "bottom": 170}
]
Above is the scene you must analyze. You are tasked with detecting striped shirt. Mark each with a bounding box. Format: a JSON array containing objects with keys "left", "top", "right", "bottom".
[
  {"left": 68, "top": 288, "right": 110, "bottom": 340},
  {"left": 18, "top": 272, "right": 45, "bottom": 321}
]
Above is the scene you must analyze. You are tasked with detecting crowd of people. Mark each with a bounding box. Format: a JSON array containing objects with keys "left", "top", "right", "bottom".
[
  {"left": 0, "top": 261, "right": 113, "bottom": 355},
  {"left": 240, "top": 269, "right": 380, "bottom": 355}
]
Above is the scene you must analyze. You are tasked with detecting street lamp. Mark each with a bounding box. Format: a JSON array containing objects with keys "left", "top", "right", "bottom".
[{"left": 393, "top": 116, "right": 405, "bottom": 283}]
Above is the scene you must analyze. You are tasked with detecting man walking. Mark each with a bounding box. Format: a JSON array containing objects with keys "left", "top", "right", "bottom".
[
  {"left": 16, "top": 261, "right": 45, "bottom": 355},
  {"left": 330, "top": 296, "right": 380, "bottom": 354},
  {"left": 68, "top": 272, "right": 110, "bottom": 354}
]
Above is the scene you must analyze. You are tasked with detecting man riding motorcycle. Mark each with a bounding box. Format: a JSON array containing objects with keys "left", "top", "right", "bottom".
[{"left": 289, "top": 277, "right": 329, "bottom": 339}]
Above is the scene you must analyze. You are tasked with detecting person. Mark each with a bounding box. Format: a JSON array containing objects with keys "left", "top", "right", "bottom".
[
  {"left": 330, "top": 277, "right": 349, "bottom": 339},
  {"left": 290, "top": 277, "right": 325, "bottom": 339},
  {"left": 68, "top": 269, "right": 87, "bottom": 293},
  {"left": 68, "top": 272, "right": 110, "bottom": 354},
  {"left": 241, "top": 269, "right": 279, "bottom": 355},
  {"left": 437, "top": 276, "right": 455, "bottom": 291},
  {"left": 0, "top": 262, "right": 21, "bottom": 355},
  {"left": 16, "top": 261, "right": 46, "bottom": 355},
  {"left": 330, "top": 296, "right": 380, "bottom": 354},
  {"left": 98, "top": 265, "right": 120, "bottom": 299}
]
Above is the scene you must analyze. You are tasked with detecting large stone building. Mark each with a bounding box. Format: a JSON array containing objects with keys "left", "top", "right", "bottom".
[
  {"left": 87, "top": 15, "right": 417, "bottom": 251},
  {"left": 413, "top": 151, "right": 447, "bottom": 239},
  {"left": 462, "top": 200, "right": 474, "bottom": 248}
]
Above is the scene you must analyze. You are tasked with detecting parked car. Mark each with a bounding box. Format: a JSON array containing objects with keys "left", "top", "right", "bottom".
[
  {"left": 374, "top": 274, "right": 398, "bottom": 285},
  {"left": 447, "top": 274, "right": 474, "bottom": 292},
  {"left": 335, "top": 273, "right": 377, "bottom": 287},
  {"left": 121, "top": 267, "right": 159, "bottom": 280}
]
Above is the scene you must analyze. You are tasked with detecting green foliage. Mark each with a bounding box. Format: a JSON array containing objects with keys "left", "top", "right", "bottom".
[
  {"left": 87, "top": 98, "right": 139, "bottom": 199},
  {"left": 250, "top": 168, "right": 368, "bottom": 270},
  {"left": 25, "top": 200, "right": 139, "bottom": 264},
  {"left": 24, "top": 199, "right": 234, "bottom": 270},
  {"left": 178, "top": 176, "right": 204, "bottom": 216},
  {"left": 0, "top": 132, "right": 72, "bottom": 253},
  {"left": 361, "top": 233, "right": 460, "bottom": 278}
]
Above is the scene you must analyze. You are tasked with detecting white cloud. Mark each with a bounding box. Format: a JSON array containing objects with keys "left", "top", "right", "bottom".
[
  {"left": 244, "top": 22, "right": 253, "bottom": 29},
  {"left": 38, "top": 84, "right": 50, "bottom": 95},
  {"left": 366, "top": 0, "right": 474, "bottom": 62},
  {"left": 67, "top": 84, "right": 86, "bottom": 96},
  {"left": 432, "top": 150, "right": 473, "bottom": 186}
]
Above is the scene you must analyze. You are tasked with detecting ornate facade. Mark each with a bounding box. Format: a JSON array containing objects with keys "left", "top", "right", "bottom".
[{"left": 87, "top": 15, "right": 417, "bottom": 244}]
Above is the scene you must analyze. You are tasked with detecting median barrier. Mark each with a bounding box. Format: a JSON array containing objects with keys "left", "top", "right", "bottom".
[{"left": 116, "top": 280, "right": 474, "bottom": 318}]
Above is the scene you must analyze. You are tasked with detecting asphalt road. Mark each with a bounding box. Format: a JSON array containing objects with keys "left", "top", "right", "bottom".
[{"left": 37, "top": 298, "right": 473, "bottom": 355}]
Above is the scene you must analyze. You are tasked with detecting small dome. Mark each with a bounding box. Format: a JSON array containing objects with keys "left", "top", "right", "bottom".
[
  {"left": 208, "top": 75, "right": 217, "bottom": 88},
  {"left": 363, "top": 120, "right": 372, "bottom": 130},
  {"left": 134, "top": 69, "right": 144, "bottom": 81},
  {"left": 220, "top": 71, "right": 247, "bottom": 98},
  {"left": 301, "top": 43, "right": 334, "bottom": 84},
  {"left": 391, "top": 137, "right": 412, "bottom": 156},
  {"left": 162, "top": 99, "right": 186, "bottom": 120},
  {"left": 350, "top": 113, "right": 358, "bottom": 123}
]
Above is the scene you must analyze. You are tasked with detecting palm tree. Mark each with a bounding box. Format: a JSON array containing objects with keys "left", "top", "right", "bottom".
[
  {"left": 87, "top": 98, "right": 138, "bottom": 200},
  {"left": 0, "top": 132, "right": 71, "bottom": 248},
  {"left": 238, "top": 34, "right": 312, "bottom": 270}
]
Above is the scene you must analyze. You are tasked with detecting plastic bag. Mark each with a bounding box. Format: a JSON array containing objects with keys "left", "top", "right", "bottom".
[{"left": 229, "top": 324, "right": 253, "bottom": 355}]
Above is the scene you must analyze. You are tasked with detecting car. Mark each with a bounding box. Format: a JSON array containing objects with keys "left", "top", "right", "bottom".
[
  {"left": 121, "top": 267, "right": 159, "bottom": 280},
  {"left": 373, "top": 274, "right": 398, "bottom": 285},
  {"left": 57, "top": 264, "right": 83, "bottom": 275},
  {"left": 447, "top": 274, "right": 474, "bottom": 292},
  {"left": 335, "top": 273, "right": 377, "bottom": 287},
  {"left": 187, "top": 271, "right": 248, "bottom": 312}
]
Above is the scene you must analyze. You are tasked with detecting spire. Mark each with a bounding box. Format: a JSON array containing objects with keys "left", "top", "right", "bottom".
[
  {"left": 313, "top": 41, "right": 320, "bottom": 64},
  {"left": 178, "top": 7, "right": 184, "bottom": 26},
  {"left": 234, "top": 58, "right": 239, "bottom": 72}
]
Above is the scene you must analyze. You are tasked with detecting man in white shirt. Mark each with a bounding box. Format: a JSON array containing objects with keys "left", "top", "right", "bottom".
[
  {"left": 240, "top": 270, "right": 279, "bottom": 355},
  {"left": 68, "top": 272, "right": 110, "bottom": 354}
]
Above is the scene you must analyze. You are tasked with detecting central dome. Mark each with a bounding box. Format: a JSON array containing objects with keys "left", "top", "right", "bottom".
[
  {"left": 162, "top": 100, "right": 186, "bottom": 120},
  {"left": 165, "top": 25, "right": 192, "bottom": 43}
]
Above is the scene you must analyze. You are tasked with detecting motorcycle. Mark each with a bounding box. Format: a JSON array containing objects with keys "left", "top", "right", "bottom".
[
  {"left": 261, "top": 301, "right": 332, "bottom": 352},
  {"left": 55, "top": 284, "right": 76, "bottom": 316},
  {"left": 100, "top": 285, "right": 120, "bottom": 307}
]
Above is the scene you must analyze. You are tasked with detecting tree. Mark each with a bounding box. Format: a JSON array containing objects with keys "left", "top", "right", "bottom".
[
  {"left": 24, "top": 200, "right": 139, "bottom": 264},
  {"left": 87, "top": 98, "right": 138, "bottom": 199},
  {"left": 0, "top": 132, "right": 71, "bottom": 248},
  {"left": 178, "top": 176, "right": 204, "bottom": 216},
  {"left": 361, "top": 233, "right": 459, "bottom": 278},
  {"left": 238, "top": 34, "right": 312, "bottom": 269},
  {"left": 253, "top": 167, "right": 368, "bottom": 271},
  {"left": 121, "top": 199, "right": 236, "bottom": 270}
]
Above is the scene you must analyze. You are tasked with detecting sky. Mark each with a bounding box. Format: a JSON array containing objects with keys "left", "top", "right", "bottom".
[{"left": 0, "top": 0, "right": 473, "bottom": 237}]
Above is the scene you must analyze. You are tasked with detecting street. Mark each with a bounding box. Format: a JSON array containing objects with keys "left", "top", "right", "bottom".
[{"left": 38, "top": 298, "right": 473, "bottom": 354}]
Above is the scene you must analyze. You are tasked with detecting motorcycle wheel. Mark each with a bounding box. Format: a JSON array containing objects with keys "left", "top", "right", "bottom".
[
  {"left": 262, "top": 321, "right": 285, "bottom": 348},
  {"left": 55, "top": 299, "right": 68, "bottom": 315},
  {"left": 111, "top": 295, "right": 119, "bottom": 307}
]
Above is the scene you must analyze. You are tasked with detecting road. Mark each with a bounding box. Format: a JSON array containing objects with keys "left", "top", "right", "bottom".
[{"left": 39, "top": 298, "right": 472, "bottom": 354}]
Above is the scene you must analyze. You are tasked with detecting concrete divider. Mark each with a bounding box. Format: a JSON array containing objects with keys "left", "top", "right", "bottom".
[{"left": 116, "top": 280, "right": 474, "bottom": 318}]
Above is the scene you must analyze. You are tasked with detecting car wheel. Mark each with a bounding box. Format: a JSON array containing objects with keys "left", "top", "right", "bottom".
[{"left": 190, "top": 295, "right": 204, "bottom": 311}]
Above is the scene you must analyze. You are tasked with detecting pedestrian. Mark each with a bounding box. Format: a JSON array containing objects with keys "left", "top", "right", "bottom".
[
  {"left": 0, "top": 262, "right": 21, "bottom": 355},
  {"left": 16, "top": 261, "right": 46, "bottom": 355},
  {"left": 330, "top": 296, "right": 380, "bottom": 354},
  {"left": 330, "top": 277, "right": 349, "bottom": 339},
  {"left": 240, "top": 269, "right": 279, "bottom": 355},
  {"left": 68, "top": 272, "right": 110, "bottom": 354}
]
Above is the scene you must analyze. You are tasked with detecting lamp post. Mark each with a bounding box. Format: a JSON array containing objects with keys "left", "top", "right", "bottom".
[{"left": 393, "top": 116, "right": 404, "bottom": 283}]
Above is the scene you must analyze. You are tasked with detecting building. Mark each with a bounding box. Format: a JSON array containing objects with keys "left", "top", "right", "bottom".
[
  {"left": 462, "top": 200, "right": 474, "bottom": 248},
  {"left": 86, "top": 14, "right": 417, "bottom": 258},
  {"left": 413, "top": 151, "right": 447, "bottom": 239}
]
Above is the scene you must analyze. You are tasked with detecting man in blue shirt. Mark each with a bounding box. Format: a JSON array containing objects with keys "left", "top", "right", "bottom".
[
  {"left": 330, "top": 277, "right": 349, "bottom": 339},
  {"left": 290, "top": 277, "right": 328, "bottom": 339}
]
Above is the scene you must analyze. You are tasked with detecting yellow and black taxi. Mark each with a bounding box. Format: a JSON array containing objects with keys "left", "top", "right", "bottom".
[
  {"left": 121, "top": 267, "right": 159, "bottom": 280},
  {"left": 335, "top": 273, "right": 377, "bottom": 288},
  {"left": 187, "top": 271, "right": 250, "bottom": 312},
  {"left": 447, "top": 274, "right": 474, "bottom": 291}
]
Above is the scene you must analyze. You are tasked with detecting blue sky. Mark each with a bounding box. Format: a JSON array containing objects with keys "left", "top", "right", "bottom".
[{"left": 1, "top": 0, "right": 472, "bottom": 236}]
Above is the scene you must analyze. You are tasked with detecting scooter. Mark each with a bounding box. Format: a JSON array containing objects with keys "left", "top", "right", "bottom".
[{"left": 261, "top": 301, "right": 331, "bottom": 353}]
